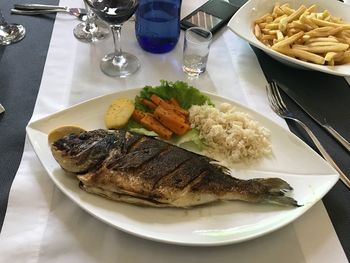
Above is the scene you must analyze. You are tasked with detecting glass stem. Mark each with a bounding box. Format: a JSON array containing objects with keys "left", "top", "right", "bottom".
[
  {"left": 111, "top": 24, "right": 123, "bottom": 57},
  {"left": 82, "top": 0, "right": 92, "bottom": 30},
  {"left": 0, "top": 10, "right": 8, "bottom": 27}
]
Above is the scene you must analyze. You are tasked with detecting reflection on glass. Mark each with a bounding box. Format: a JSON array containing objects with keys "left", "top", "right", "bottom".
[
  {"left": 86, "top": 0, "right": 140, "bottom": 77},
  {"left": 73, "top": 0, "right": 110, "bottom": 43}
]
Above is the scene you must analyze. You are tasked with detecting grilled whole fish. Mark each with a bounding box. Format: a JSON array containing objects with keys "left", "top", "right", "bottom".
[{"left": 51, "top": 129, "right": 300, "bottom": 208}]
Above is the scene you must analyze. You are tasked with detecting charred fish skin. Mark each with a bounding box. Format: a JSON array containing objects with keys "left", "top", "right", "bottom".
[
  {"left": 51, "top": 129, "right": 300, "bottom": 208},
  {"left": 51, "top": 129, "right": 126, "bottom": 173}
]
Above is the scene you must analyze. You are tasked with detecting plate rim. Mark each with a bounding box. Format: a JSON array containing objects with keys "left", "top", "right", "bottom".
[{"left": 26, "top": 88, "right": 339, "bottom": 246}]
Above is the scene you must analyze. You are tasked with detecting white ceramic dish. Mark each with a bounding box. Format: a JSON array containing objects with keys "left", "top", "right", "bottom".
[
  {"left": 227, "top": 0, "right": 350, "bottom": 76},
  {"left": 26, "top": 89, "right": 339, "bottom": 246}
]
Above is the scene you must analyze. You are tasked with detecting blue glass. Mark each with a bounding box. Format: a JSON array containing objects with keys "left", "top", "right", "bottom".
[{"left": 135, "top": 0, "right": 182, "bottom": 54}]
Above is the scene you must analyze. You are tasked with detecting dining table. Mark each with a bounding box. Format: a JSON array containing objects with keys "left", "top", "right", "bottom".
[{"left": 0, "top": 0, "right": 349, "bottom": 262}]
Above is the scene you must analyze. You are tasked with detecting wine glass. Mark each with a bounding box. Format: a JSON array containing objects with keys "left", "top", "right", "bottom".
[
  {"left": 85, "top": 0, "right": 140, "bottom": 77},
  {"left": 0, "top": 9, "right": 25, "bottom": 45},
  {"left": 73, "top": 0, "right": 110, "bottom": 43}
]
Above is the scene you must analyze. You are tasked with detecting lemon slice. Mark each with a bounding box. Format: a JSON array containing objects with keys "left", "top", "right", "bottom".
[{"left": 48, "top": 125, "right": 86, "bottom": 145}]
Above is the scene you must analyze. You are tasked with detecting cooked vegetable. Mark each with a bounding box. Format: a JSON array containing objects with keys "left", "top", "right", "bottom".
[
  {"left": 149, "top": 94, "right": 189, "bottom": 118},
  {"left": 124, "top": 80, "right": 213, "bottom": 147},
  {"left": 105, "top": 98, "right": 135, "bottom": 129},
  {"left": 150, "top": 94, "right": 163, "bottom": 105},
  {"left": 169, "top": 97, "right": 180, "bottom": 107},
  {"left": 131, "top": 109, "right": 146, "bottom": 122},
  {"left": 139, "top": 114, "right": 173, "bottom": 140},
  {"left": 135, "top": 80, "right": 214, "bottom": 111},
  {"left": 154, "top": 106, "right": 190, "bottom": 135},
  {"left": 159, "top": 100, "right": 189, "bottom": 117},
  {"left": 134, "top": 89, "right": 192, "bottom": 138},
  {"left": 132, "top": 109, "right": 174, "bottom": 139},
  {"left": 168, "top": 97, "right": 189, "bottom": 117},
  {"left": 140, "top": 98, "right": 157, "bottom": 110},
  {"left": 124, "top": 118, "right": 158, "bottom": 137}
]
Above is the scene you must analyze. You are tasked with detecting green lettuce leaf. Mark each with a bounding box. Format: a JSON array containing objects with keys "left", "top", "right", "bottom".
[
  {"left": 126, "top": 80, "right": 213, "bottom": 150},
  {"left": 173, "top": 129, "right": 205, "bottom": 151},
  {"left": 135, "top": 80, "right": 214, "bottom": 111},
  {"left": 129, "top": 128, "right": 158, "bottom": 137}
]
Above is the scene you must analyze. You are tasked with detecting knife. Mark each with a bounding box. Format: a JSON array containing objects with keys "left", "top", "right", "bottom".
[
  {"left": 274, "top": 79, "right": 350, "bottom": 153},
  {"left": 11, "top": 4, "right": 87, "bottom": 21},
  {"left": 14, "top": 4, "right": 69, "bottom": 10}
]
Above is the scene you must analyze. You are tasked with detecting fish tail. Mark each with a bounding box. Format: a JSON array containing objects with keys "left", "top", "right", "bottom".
[
  {"left": 247, "top": 178, "right": 301, "bottom": 207},
  {"left": 260, "top": 178, "right": 300, "bottom": 207},
  {"left": 255, "top": 178, "right": 293, "bottom": 193},
  {"left": 265, "top": 195, "right": 301, "bottom": 207}
]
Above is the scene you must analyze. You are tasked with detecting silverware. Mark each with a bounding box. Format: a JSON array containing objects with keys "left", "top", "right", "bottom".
[
  {"left": 321, "top": 121, "right": 350, "bottom": 152},
  {"left": 275, "top": 80, "right": 350, "bottom": 153},
  {"left": 266, "top": 81, "right": 350, "bottom": 189},
  {"left": 11, "top": 4, "right": 87, "bottom": 21}
]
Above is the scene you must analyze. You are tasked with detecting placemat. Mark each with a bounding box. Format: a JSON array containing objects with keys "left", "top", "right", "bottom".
[
  {"left": 0, "top": 0, "right": 58, "bottom": 230},
  {"left": 252, "top": 46, "right": 350, "bottom": 259}
]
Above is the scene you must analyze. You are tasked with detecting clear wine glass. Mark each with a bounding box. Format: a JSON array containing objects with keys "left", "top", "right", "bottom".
[
  {"left": 73, "top": 0, "right": 110, "bottom": 43},
  {"left": 85, "top": 0, "right": 140, "bottom": 77},
  {"left": 0, "top": 9, "right": 25, "bottom": 45}
]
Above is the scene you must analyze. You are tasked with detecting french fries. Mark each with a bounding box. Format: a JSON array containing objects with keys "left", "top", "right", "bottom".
[{"left": 254, "top": 3, "right": 350, "bottom": 66}]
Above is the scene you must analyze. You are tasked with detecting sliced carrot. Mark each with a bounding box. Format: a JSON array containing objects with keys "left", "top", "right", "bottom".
[
  {"left": 132, "top": 109, "right": 146, "bottom": 122},
  {"left": 150, "top": 94, "right": 164, "bottom": 105},
  {"left": 150, "top": 94, "right": 189, "bottom": 117},
  {"left": 154, "top": 106, "right": 190, "bottom": 135},
  {"left": 159, "top": 100, "right": 189, "bottom": 117},
  {"left": 140, "top": 98, "right": 157, "bottom": 110},
  {"left": 159, "top": 105, "right": 186, "bottom": 123},
  {"left": 140, "top": 114, "right": 173, "bottom": 140},
  {"left": 169, "top": 97, "right": 180, "bottom": 107}
]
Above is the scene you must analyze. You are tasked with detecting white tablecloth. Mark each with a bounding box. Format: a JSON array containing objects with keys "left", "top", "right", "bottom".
[{"left": 0, "top": 0, "right": 347, "bottom": 262}]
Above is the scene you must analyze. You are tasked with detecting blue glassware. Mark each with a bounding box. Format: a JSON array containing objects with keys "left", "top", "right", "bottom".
[{"left": 135, "top": 0, "right": 182, "bottom": 54}]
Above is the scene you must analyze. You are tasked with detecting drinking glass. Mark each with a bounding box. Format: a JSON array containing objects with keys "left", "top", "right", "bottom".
[
  {"left": 182, "top": 27, "right": 212, "bottom": 77},
  {"left": 85, "top": 0, "right": 140, "bottom": 77},
  {"left": 0, "top": 9, "right": 26, "bottom": 45},
  {"left": 73, "top": 0, "right": 110, "bottom": 43}
]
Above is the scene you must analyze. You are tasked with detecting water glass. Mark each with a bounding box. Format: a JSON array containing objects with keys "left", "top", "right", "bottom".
[{"left": 182, "top": 27, "right": 212, "bottom": 77}]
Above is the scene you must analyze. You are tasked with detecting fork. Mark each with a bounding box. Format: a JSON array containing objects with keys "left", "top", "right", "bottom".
[{"left": 266, "top": 81, "right": 350, "bottom": 189}]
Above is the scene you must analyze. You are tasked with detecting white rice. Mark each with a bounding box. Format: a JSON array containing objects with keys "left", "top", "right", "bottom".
[{"left": 189, "top": 103, "right": 272, "bottom": 163}]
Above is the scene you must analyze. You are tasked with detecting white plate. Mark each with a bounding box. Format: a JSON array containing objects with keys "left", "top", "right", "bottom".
[
  {"left": 26, "top": 89, "right": 338, "bottom": 246},
  {"left": 227, "top": 0, "right": 350, "bottom": 76}
]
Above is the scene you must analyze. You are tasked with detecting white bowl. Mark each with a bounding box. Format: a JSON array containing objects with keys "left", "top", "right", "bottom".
[{"left": 227, "top": 0, "right": 350, "bottom": 76}]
